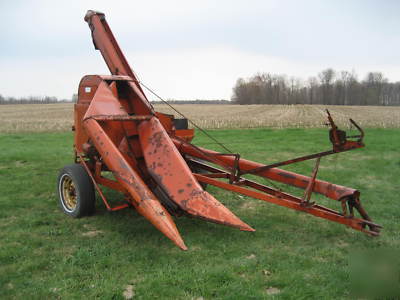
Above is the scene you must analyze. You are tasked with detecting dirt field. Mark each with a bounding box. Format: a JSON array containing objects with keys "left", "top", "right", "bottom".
[{"left": 0, "top": 103, "right": 399, "bottom": 133}]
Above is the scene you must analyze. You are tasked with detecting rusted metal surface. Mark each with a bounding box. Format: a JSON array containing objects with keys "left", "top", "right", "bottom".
[
  {"left": 62, "top": 10, "right": 381, "bottom": 250},
  {"left": 138, "top": 116, "right": 254, "bottom": 231},
  {"left": 82, "top": 81, "right": 187, "bottom": 250},
  {"left": 84, "top": 117, "right": 187, "bottom": 250},
  {"left": 84, "top": 10, "right": 150, "bottom": 106},
  {"left": 88, "top": 115, "right": 153, "bottom": 122},
  {"left": 173, "top": 137, "right": 360, "bottom": 202},
  {"left": 188, "top": 159, "right": 381, "bottom": 236}
]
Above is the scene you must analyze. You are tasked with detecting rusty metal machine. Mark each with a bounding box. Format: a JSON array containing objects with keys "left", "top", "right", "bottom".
[{"left": 57, "top": 10, "right": 381, "bottom": 250}]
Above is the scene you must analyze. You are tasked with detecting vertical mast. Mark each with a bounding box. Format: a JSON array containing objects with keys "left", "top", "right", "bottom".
[{"left": 84, "top": 10, "right": 148, "bottom": 99}]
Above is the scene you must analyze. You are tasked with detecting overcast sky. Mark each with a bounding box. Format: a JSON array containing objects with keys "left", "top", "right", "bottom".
[{"left": 1, "top": 0, "right": 399, "bottom": 100}]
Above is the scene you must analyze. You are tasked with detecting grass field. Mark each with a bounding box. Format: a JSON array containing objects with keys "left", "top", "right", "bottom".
[
  {"left": 1, "top": 103, "right": 400, "bottom": 133},
  {"left": 0, "top": 127, "right": 399, "bottom": 299}
]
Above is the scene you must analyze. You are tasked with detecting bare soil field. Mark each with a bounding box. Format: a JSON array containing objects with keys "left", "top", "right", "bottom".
[{"left": 0, "top": 103, "right": 399, "bottom": 133}]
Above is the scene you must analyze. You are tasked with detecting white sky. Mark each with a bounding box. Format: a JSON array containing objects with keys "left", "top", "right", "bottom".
[{"left": 1, "top": 0, "right": 399, "bottom": 100}]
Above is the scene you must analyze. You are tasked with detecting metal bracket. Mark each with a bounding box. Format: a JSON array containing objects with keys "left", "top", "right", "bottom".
[{"left": 301, "top": 157, "right": 320, "bottom": 207}]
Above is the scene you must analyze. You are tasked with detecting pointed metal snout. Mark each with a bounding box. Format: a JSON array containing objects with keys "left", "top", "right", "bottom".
[
  {"left": 138, "top": 117, "right": 254, "bottom": 234},
  {"left": 133, "top": 199, "right": 187, "bottom": 251},
  {"left": 178, "top": 190, "right": 255, "bottom": 232}
]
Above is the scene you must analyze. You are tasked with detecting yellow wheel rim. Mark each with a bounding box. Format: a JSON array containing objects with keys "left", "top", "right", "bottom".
[{"left": 61, "top": 175, "right": 77, "bottom": 211}]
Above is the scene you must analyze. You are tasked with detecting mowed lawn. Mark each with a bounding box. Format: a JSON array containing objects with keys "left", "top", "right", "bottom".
[{"left": 0, "top": 128, "right": 399, "bottom": 299}]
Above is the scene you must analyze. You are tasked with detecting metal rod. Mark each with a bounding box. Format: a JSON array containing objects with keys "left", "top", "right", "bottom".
[
  {"left": 240, "top": 150, "right": 334, "bottom": 176},
  {"left": 301, "top": 157, "right": 321, "bottom": 204}
]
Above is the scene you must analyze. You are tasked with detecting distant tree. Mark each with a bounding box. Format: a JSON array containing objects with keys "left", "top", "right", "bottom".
[
  {"left": 307, "top": 77, "right": 319, "bottom": 104},
  {"left": 363, "top": 72, "right": 387, "bottom": 105},
  {"left": 231, "top": 68, "right": 400, "bottom": 106},
  {"left": 232, "top": 78, "right": 250, "bottom": 105},
  {"left": 318, "top": 68, "right": 335, "bottom": 105},
  {"left": 339, "top": 71, "right": 352, "bottom": 105}
]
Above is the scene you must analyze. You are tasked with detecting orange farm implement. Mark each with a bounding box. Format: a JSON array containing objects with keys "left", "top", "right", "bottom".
[{"left": 57, "top": 10, "right": 381, "bottom": 250}]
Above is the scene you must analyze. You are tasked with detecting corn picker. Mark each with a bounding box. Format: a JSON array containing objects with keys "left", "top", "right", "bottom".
[{"left": 57, "top": 10, "right": 381, "bottom": 250}]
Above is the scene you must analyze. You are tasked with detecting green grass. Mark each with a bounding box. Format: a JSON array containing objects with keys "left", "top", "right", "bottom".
[{"left": 0, "top": 128, "right": 399, "bottom": 299}]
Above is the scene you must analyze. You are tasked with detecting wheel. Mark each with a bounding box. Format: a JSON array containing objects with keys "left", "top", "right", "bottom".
[{"left": 57, "top": 163, "right": 95, "bottom": 218}]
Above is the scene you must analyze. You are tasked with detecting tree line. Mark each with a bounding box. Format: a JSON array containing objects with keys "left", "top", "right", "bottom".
[
  {"left": 3, "top": 69, "right": 400, "bottom": 106},
  {"left": 151, "top": 99, "right": 230, "bottom": 105},
  {"left": 232, "top": 69, "right": 400, "bottom": 106},
  {"left": 0, "top": 95, "right": 230, "bottom": 105},
  {"left": 0, "top": 95, "right": 72, "bottom": 105}
]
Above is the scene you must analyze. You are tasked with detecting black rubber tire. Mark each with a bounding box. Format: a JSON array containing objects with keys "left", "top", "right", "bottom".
[{"left": 57, "top": 163, "right": 95, "bottom": 218}]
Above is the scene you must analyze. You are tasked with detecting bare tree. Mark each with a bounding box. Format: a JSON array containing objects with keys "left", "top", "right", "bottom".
[
  {"left": 318, "top": 68, "right": 335, "bottom": 105},
  {"left": 231, "top": 68, "right": 400, "bottom": 106}
]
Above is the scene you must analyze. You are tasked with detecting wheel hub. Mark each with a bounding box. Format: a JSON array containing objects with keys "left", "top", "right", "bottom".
[{"left": 62, "top": 176, "right": 77, "bottom": 210}]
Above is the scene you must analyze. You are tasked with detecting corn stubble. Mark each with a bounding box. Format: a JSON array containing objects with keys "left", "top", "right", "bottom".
[{"left": 0, "top": 103, "right": 399, "bottom": 133}]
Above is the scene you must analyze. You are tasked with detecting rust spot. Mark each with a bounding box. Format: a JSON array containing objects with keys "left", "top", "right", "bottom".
[
  {"left": 180, "top": 199, "right": 189, "bottom": 209},
  {"left": 190, "top": 189, "right": 203, "bottom": 197},
  {"left": 148, "top": 131, "right": 163, "bottom": 148},
  {"left": 178, "top": 189, "right": 184, "bottom": 194},
  {"left": 186, "top": 183, "right": 192, "bottom": 188}
]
